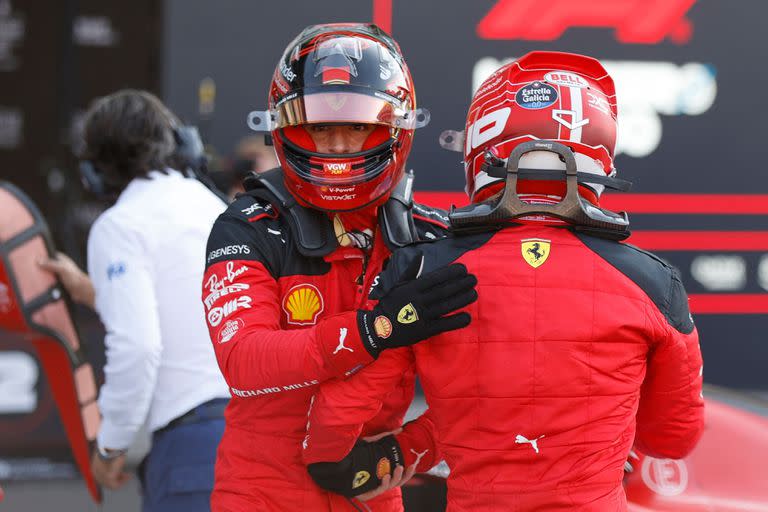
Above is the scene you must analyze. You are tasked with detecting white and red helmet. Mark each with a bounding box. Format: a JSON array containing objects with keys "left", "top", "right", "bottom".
[
  {"left": 455, "top": 51, "right": 618, "bottom": 204},
  {"left": 256, "top": 23, "right": 428, "bottom": 212}
]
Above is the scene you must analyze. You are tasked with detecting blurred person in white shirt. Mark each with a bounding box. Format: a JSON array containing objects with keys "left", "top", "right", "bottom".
[{"left": 40, "top": 89, "right": 229, "bottom": 511}]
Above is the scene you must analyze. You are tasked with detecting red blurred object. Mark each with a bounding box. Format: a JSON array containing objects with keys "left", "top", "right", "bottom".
[
  {"left": 625, "top": 388, "right": 768, "bottom": 511},
  {"left": 476, "top": 0, "right": 697, "bottom": 45},
  {"left": 0, "top": 182, "right": 102, "bottom": 504},
  {"left": 372, "top": 0, "right": 393, "bottom": 34},
  {"left": 628, "top": 231, "right": 768, "bottom": 251}
]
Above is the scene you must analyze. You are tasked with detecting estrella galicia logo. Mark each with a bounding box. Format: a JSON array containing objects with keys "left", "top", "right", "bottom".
[
  {"left": 107, "top": 262, "right": 127, "bottom": 280},
  {"left": 516, "top": 82, "right": 558, "bottom": 110}
]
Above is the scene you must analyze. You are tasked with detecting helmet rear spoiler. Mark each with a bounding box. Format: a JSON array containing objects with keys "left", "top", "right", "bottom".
[
  {"left": 448, "top": 140, "right": 631, "bottom": 240},
  {"left": 0, "top": 182, "right": 102, "bottom": 503},
  {"left": 516, "top": 51, "right": 617, "bottom": 117}
]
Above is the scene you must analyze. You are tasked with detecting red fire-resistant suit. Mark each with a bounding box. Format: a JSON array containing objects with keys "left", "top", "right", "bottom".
[
  {"left": 303, "top": 224, "right": 705, "bottom": 511},
  {"left": 202, "top": 180, "right": 448, "bottom": 511}
]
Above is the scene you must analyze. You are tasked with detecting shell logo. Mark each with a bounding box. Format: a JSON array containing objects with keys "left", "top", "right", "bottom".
[
  {"left": 376, "top": 457, "right": 391, "bottom": 479},
  {"left": 283, "top": 284, "right": 324, "bottom": 325},
  {"left": 373, "top": 315, "right": 392, "bottom": 338}
]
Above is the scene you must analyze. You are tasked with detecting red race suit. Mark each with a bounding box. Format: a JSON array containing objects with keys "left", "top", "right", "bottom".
[
  {"left": 202, "top": 170, "right": 447, "bottom": 511},
  {"left": 304, "top": 224, "right": 705, "bottom": 511}
]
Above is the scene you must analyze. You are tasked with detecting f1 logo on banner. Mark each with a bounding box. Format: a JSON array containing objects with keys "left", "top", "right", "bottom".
[{"left": 477, "top": 0, "right": 698, "bottom": 45}]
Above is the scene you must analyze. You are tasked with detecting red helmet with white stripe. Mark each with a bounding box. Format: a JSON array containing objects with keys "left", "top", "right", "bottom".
[{"left": 460, "top": 51, "right": 618, "bottom": 204}]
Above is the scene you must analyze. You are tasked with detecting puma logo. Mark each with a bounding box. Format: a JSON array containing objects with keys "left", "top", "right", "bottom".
[
  {"left": 333, "top": 327, "right": 353, "bottom": 354},
  {"left": 410, "top": 448, "right": 429, "bottom": 467},
  {"left": 515, "top": 434, "right": 545, "bottom": 454}
]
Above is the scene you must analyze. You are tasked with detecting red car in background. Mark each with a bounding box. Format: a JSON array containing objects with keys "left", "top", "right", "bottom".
[{"left": 625, "top": 387, "right": 768, "bottom": 512}]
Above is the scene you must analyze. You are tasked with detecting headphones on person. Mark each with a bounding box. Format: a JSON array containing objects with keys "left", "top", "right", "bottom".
[{"left": 79, "top": 123, "right": 229, "bottom": 203}]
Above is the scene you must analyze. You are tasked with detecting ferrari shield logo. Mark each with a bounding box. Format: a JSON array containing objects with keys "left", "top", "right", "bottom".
[
  {"left": 397, "top": 303, "right": 419, "bottom": 324},
  {"left": 521, "top": 239, "right": 551, "bottom": 268},
  {"left": 324, "top": 92, "right": 348, "bottom": 112},
  {"left": 352, "top": 470, "right": 370, "bottom": 489}
]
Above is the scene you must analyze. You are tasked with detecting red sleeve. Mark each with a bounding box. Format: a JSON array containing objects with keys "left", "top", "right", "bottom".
[
  {"left": 303, "top": 347, "right": 439, "bottom": 472},
  {"left": 635, "top": 317, "right": 705, "bottom": 459},
  {"left": 202, "top": 209, "right": 374, "bottom": 393},
  {"left": 395, "top": 409, "right": 441, "bottom": 472}
]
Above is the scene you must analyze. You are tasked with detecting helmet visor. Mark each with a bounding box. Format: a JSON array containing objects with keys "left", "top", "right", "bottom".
[
  {"left": 277, "top": 91, "right": 397, "bottom": 127},
  {"left": 273, "top": 90, "right": 429, "bottom": 130}
]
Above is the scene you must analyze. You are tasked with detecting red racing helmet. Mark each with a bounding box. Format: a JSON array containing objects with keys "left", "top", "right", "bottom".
[
  {"left": 442, "top": 51, "right": 618, "bottom": 204},
  {"left": 250, "top": 23, "right": 428, "bottom": 212}
]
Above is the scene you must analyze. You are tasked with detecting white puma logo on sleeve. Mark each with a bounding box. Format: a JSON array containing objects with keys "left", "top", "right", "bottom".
[{"left": 333, "top": 327, "right": 353, "bottom": 354}]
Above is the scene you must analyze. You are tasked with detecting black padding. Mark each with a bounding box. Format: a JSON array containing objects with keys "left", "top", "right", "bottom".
[
  {"left": 206, "top": 195, "right": 331, "bottom": 279},
  {"left": 242, "top": 168, "right": 447, "bottom": 257},
  {"left": 379, "top": 171, "right": 417, "bottom": 249},
  {"left": 575, "top": 233, "right": 694, "bottom": 334},
  {"left": 371, "top": 231, "right": 495, "bottom": 300},
  {"left": 243, "top": 169, "right": 337, "bottom": 257},
  {"left": 484, "top": 166, "right": 633, "bottom": 191}
]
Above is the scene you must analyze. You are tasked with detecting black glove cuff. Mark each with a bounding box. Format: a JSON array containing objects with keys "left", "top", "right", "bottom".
[
  {"left": 357, "top": 309, "right": 383, "bottom": 359},
  {"left": 306, "top": 435, "right": 405, "bottom": 498},
  {"left": 348, "top": 435, "right": 404, "bottom": 496},
  {"left": 376, "top": 434, "right": 404, "bottom": 470}
]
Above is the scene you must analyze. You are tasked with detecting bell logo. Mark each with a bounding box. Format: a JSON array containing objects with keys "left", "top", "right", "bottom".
[
  {"left": 283, "top": 284, "right": 324, "bottom": 325},
  {"left": 324, "top": 162, "right": 351, "bottom": 174},
  {"left": 521, "top": 239, "right": 551, "bottom": 268},
  {"left": 545, "top": 71, "right": 589, "bottom": 88},
  {"left": 477, "top": 0, "right": 697, "bottom": 45}
]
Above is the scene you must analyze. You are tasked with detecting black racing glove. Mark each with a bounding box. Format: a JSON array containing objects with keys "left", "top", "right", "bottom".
[
  {"left": 358, "top": 255, "right": 478, "bottom": 358},
  {"left": 307, "top": 435, "right": 403, "bottom": 498}
]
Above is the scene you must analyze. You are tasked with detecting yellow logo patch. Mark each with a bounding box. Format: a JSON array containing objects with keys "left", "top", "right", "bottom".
[
  {"left": 521, "top": 239, "right": 551, "bottom": 268},
  {"left": 283, "top": 284, "right": 324, "bottom": 325},
  {"left": 352, "top": 470, "right": 370, "bottom": 489},
  {"left": 373, "top": 315, "right": 393, "bottom": 338},
  {"left": 376, "top": 457, "right": 391, "bottom": 479},
  {"left": 397, "top": 303, "right": 419, "bottom": 324}
]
